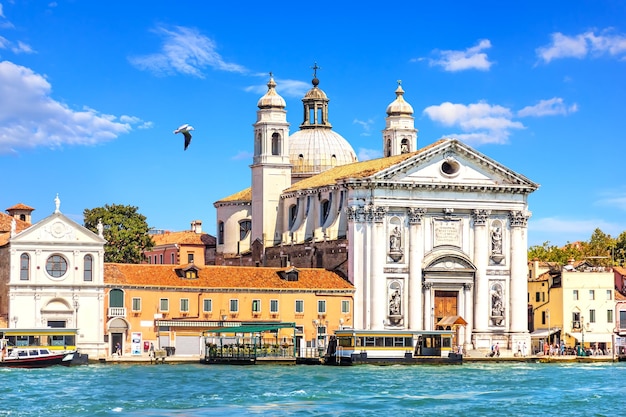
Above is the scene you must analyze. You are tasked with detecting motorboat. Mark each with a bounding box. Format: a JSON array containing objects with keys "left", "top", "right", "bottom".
[{"left": 0, "top": 346, "right": 75, "bottom": 368}]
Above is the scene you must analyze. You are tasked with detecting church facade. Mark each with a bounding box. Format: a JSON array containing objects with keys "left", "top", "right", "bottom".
[{"left": 216, "top": 73, "right": 539, "bottom": 351}]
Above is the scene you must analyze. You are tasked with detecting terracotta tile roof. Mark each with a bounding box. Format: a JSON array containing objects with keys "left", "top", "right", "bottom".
[
  {"left": 152, "top": 231, "right": 215, "bottom": 246},
  {"left": 0, "top": 212, "right": 30, "bottom": 246},
  {"left": 285, "top": 140, "right": 446, "bottom": 192},
  {"left": 613, "top": 266, "right": 626, "bottom": 276},
  {"left": 215, "top": 187, "right": 252, "bottom": 204},
  {"left": 6, "top": 203, "right": 35, "bottom": 211},
  {"left": 104, "top": 263, "right": 354, "bottom": 291}
]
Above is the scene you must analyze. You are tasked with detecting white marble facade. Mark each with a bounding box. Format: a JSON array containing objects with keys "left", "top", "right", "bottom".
[
  {"left": 6, "top": 197, "right": 107, "bottom": 357},
  {"left": 216, "top": 75, "right": 539, "bottom": 350}
]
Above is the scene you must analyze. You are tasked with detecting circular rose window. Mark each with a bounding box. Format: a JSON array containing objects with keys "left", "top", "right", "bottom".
[{"left": 46, "top": 254, "right": 68, "bottom": 278}]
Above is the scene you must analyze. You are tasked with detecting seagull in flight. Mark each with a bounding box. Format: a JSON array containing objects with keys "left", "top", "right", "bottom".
[{"left": 174, "top": 124, "right": 194, "bottom": 150}]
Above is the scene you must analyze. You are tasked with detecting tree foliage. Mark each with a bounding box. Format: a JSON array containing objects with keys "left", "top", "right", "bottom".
[
  {"left": 528, "top": 228, "right": 622, "bottom": 266},
  {"left": 84, "top": 204, "right": 154, "bottom": 263}
]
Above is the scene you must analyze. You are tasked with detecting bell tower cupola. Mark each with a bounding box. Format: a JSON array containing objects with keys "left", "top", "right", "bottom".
[{"left": 382, "top": 80, "right": 418, "bottom": 157}]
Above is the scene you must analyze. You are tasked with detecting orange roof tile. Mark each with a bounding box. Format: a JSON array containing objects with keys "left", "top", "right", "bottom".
[
  {"left": 0, "top": 212, "right": 30, "bottom": 246},
  {"left": 6, "top": 203, "right": 35, "bottom": 211},
  {"left": 215, "top": 187, "right": 252, "bottom": 204},
  {"left": 285, "top": 140, "right": 446, "bottom": 192},
  {"left": 104, "top": 263, "right": 354, "bottom": 291},
  {"left": 613, "top": 266, "right": 626, "bottom": 276},
  {"left": 152, "top": 231, "right": 215, "bottom": 246}
]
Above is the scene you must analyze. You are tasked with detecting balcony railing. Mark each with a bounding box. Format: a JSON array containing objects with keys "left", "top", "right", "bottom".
[{"left": 108, "top": 307, "right": 126, "bottom": 317}]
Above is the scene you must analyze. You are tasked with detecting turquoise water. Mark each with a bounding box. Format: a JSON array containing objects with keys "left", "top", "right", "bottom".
[{"left": 1, "top": 362, "right": 623, "bottom": 416}]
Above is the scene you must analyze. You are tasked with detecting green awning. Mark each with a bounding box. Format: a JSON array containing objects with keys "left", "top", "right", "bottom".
[{"left": 203, "top": 323, "right": 296, "bottom": 334}]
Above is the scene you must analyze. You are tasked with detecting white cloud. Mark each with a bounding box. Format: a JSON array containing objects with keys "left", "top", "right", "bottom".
[
  {"left": 596, "top": 194, "right": 626, "bottom": 211},
  {"left": 244, "top": 77, "right": 309, "bottom": 98},
  {"left": 353, "top": 118, "right": 375, "bottom": 136},
  {"left": 11, "top": 40, "right": 34, "bottom": 54},
  {"left": 537, "top": 29, "right": 626, "bottom": 63},
  {"left": 0, "top": 4, "right": 4, "bottom": 18},
  {"left": 0, "top": 61, "right": 147, "bottom": 153},
  {"left": 357, "top": 148, "right": 382, "bottom": 161},
  {"left": 423, "top": 101, "right": 524, "bottom": 145},
  {"left": 231, "top": 150, "right": 253, "bottom": 161},
  {"left": 129, "top": 26, "right": 246, "bottom": 77},
  {"left": 426, "top": 40, "right": 494, "bottom": 72},
  {"left": 529, "top": 216, "right": 624, "bottom": 245},
  {"left": 518, "top": 97, "right": 578, "bottom": 117}
]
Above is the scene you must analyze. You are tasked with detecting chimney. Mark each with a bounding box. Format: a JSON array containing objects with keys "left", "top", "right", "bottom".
[{"left": 191, "top": 220, "right": 202, "bottom": 234}]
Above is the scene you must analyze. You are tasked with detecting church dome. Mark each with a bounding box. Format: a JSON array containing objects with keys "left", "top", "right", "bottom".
[
  {"left": 289, "top": 128, "right": 357, "bottom": 176},
  {"left": 257, "top": 75, "right": 286, "bottom": 109},
  {"left": 386, "top": 83, "right": 414, "bottom": 116}
]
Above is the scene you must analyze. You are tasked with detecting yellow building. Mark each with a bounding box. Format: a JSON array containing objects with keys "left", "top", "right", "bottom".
[
  {"left": 528, "top": 260, "right": 615, "bottom": 355},
  {"left": 103, "top": 263, "right": 354, "bottom": 357}
]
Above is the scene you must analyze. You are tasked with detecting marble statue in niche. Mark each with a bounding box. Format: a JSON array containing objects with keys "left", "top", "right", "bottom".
[
  {"left": 490, "top": 282, "right": 505, "bottom": 326},
  {"left": 388, "top": 224, "right": 403, "bottom": 262}
]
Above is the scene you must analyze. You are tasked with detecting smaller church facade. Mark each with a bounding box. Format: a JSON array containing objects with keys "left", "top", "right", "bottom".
[
  {"left": 215, "top": 72, "right": 539, "bottom": 351},
  {"left": 0, "top": 197, "right": 107, "bottom": 358}
]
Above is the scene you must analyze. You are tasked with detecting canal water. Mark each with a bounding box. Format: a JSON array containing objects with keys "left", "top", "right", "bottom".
[{"left": 1, "top": 362, "right": 623, "bottom": 416}]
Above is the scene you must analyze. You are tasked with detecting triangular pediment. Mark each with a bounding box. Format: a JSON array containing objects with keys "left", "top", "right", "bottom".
[
  {"left": 370, "top": 139, "right": 538, "bottom": 192},
  {"left": 11, "top": 212, "right": 106, "bottom": 245}
]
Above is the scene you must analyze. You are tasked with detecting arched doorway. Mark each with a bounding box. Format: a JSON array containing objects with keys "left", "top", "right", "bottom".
[
  {"left": 108, "top": 317, "right": 128, "bottom": 356},
  {"left": 422, "top": 249, "right": 476, "bottom": 349}
]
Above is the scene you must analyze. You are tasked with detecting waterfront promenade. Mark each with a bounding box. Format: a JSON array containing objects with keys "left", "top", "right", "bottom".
[{"left": 96, "top": 349, "right": 620, "bottom": 364}]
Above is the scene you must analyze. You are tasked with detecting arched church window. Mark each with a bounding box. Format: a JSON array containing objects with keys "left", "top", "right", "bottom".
[
  {"left": 330, "top": 155, "right": 337, "bottom": 167},
  {"left": 218, "top": 221, "right": 224, "bottom": 245},
  {"left": 255, "top": 133, "right": 262, "bottom": 155},
  {"left": 386, "top": 139, "right": 391, "bottom": 157},
  {"left": 320, "top": 199, "right": 331, "bottom": 225},
  {"left": 20, "top": 253, "right": 29, "bottom": 281},
  {"left": 19, "top": 214, "right": 26, "bottom": 221},
  {"left": 401, "top": 138, "right": 410, "bottom": 153},
  {"left": 289, "top": 204, "right": 297, "bottom": 228},
  {"left": 271, "top": 132, "right": 280, "bottom": 156},
  {"left": 83, "top": 254, "right": 93, "bottom": 282},
  {"left": 239, "top": 220, "right": 252, "bottom": 240}
]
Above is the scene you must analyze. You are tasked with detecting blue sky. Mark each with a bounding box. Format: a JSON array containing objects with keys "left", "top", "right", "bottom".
[{"left": 1, "top": 1, "right": 625, "bottom": 247}]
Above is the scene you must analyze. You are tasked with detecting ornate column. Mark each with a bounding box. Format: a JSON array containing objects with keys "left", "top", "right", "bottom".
[
  {"left": 472, "top": 209, "right": 491, "bottom": 333},
  {"left": 346, "top": 205, "right": 366, "bottom": 329},
  {"left": 408, "top": 207, "right": 426, "bottom": 330},
  {"left": 463, "top": 283, "right": 473, "bottom": 348},
  {"left": 367, "top": 204, "right": 388, "bottom": 330},
  {"left": 509, "top": 210, "right": 531, "bottom": 334},
  {"left": 423, "top": 282, "right": 433, "bottom": 330}
]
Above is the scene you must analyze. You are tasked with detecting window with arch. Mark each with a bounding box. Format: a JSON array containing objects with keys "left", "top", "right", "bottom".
[
  {"left": 401, "top": 138, "right": 410, "bottom": 153},
  {"left": 255, "top": 133, "right": 262, "bottom": 155},
  {"left": 83, "top": 254, "right": 93, "bottom": 282},
  {"left": 386, "top": 139, "right": 391, "bottom": 157},
  {"left": 109, "top": 289, "right": 124, "bottom": 308},
  {"left": 19, "top": 214, "right": 26, "bottom": 221},
  {"left": 20, "top": 253, "right": 29, "bottom": 281},
  {"left": 271, "top": 132, "right": 280, "bottom": 155},
  {"left": 239, "top": 220, "right": 252, "bottom": 240},
  {"left": 289, "top": 204, "right": 297, "bottom": 228},
  {"left": 330, "top": 155, "right": 337, "bottom": 167},
  {"left": 320, "top": 199, "right": 331, "bottom": 225},
  {"left": 218, "top": 221, "right": 224, "bottom": 244},
  {"left": 171, "top": 253, "right": 175, "bottom": 264}
]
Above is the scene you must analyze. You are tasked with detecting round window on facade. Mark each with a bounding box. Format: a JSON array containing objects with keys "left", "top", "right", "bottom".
[
  {"left": 46, "top": 254, "right": 68, "bottom": 278},
  {"left": 440, "top": 157, "right": 461, "bottom": 177}
]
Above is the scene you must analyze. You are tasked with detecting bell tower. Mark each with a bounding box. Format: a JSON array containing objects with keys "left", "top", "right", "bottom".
[{"left": 251, "top": 74, "right": 291, "bottom": 249}]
